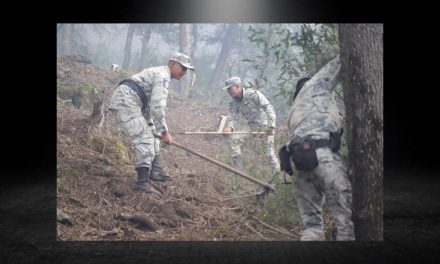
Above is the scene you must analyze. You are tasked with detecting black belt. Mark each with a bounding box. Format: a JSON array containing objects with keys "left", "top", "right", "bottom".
[
  {"left": 289, "top": 138, "right": 331, "bottom": 151},
  {"left": 118, "top": 78, "right": 149, "bottom": 114},
  {"left": 314, "top": 138, "right": 331, "bottom": 149}
]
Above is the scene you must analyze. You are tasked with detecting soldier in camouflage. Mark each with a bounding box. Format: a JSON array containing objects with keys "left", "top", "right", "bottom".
[
  {"left": 222, "top": 77, "right": 281, "bottom": 180},
  {"left": 285, "top": 56, "right": 355, "bottom": 240},
  {"left": 109, "top": 52, "right": 194, "bottom": 196}
]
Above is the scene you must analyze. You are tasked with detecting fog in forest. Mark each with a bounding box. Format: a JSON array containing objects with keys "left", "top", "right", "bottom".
[{"left": 57, "top": 23, "right": 341, "bottom": 120}]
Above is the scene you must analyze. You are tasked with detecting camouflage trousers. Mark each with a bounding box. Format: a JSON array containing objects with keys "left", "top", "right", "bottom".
[
  {"left": 292, "top": 147, "right": 355, "bottom": 241},
  {"left": 109, "top": 86, "right": 160, "bottom": 168},
  {"left": 229, "top": 132, "right": 280, "bottom": 175}
]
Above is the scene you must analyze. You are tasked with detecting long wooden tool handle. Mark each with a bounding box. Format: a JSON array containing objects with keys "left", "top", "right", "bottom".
[
  {"left": 154, "top": 135, "right": 275, "bottom": 191},
  {"left": 177, "top": 131, "right": 267, "bottom": 135}
]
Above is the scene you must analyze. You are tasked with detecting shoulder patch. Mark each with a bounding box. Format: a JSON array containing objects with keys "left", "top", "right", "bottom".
[{"left": 163, "top": 79, "right": 170, "bottom": 88}]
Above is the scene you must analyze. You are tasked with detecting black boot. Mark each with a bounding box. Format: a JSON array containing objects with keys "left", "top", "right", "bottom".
[
  {"left": 133, "top": 167, "right": 162, "bottom": 196},
  {"left": 150, "top": 154, "right": 172, "bottom": 182}
]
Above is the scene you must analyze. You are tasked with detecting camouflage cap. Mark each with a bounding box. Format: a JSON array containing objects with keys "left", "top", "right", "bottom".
[
  {"left": 170, "top": 52, "right": 195, "bottom": 70},
  {"left": 221, "top": 76, "right": 242, "bottom": 90}
]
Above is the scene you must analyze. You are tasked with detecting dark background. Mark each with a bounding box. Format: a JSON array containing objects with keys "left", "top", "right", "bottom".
[{"left": 1, "top": 0, "right": 439, "bottom": 263}]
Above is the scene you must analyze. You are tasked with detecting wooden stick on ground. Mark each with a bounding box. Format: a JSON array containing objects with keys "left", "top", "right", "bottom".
[
  {"left": 251, "top": 216, "right": 300, "bottom": 239},
  {"left": 222, "top": 193, "right": 259, "bottom": 201},
  {"left": 245, "top": 222, "right": 269, "bottom": 240}
]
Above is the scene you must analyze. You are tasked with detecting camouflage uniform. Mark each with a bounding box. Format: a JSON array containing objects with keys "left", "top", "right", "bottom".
[
  {"left": 109, "top": 66, "right": 171, "bottom": 168},
  {"left": 228, "top": 87, "right": 280, "bottom": 175},
  {"left": 286, "top": 56, "right": 355, "bottom": 241}
]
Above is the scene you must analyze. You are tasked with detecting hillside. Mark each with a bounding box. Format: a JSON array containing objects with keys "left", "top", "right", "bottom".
[{"left": 56, "top": 56, "right": 335, "bottom": 241}]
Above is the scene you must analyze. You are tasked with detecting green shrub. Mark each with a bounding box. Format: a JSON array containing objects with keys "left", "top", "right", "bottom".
[
  {"left": 87, "top": 133, "right": 106, "bottom": 153},
  {"left": 108, "top": 138, "right": 130, "bottom": 164},
  {"left": 57, "top": 83, "right": 100, "bottom": 101}
]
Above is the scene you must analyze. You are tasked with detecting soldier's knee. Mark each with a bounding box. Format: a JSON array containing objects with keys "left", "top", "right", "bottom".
[
  {"left": 303, "top": 214, "right": 322, "bottom": 226},
  {"left": 325, "top": 189, "right": 340, "bottom": 206}
]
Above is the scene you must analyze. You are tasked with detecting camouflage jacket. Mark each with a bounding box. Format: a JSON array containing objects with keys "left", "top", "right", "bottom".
[
  {"left": 109, "top": 66, "right": 171, "bottom": 134},
  {"left": 228, "top": 88, "right": 276, "bottom": 131},
  {"left": 287, "top": 56, "right": 343, "bottom": 145}
]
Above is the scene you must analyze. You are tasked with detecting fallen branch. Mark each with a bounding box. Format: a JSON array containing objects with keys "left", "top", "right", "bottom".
[
  {"left": 97, "top": 184, "right": 108, "bottom": 209},
  {"left": 222, "top": 193, "right": 258, "bottom": 201},
  {"left": 57, "top": 98, "right": 72, "bottom": 105},
  {"left": 68, "top": 196, "right": 88, "bottom": 208},
  {"left": 204, "top": 192, "right": 223, "bottom": 202},
  {"left": 244, "top": 222, "right": 269, "bottom": 240},
  {"left": 251, "top": 216, "right": 300, "bottom": 239},
  {"left": 191, "top": 107, "right": 222, "bottom": 112},
  {"left": 222, "top": 207, "right": 244, "bottom": 213},
  {"left": 115, "top": 213, "right": 160, "bottom": 231},
  {"left": 169, "top": 197, "right": 209, "bottom": 218},
  {"left": 97, "top": 110, "right": 108, "bottom": 129}
]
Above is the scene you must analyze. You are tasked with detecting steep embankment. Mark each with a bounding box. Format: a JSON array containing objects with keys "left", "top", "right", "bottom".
[{"left": 57, "top": 55, "right": 314, "bottom": 241}]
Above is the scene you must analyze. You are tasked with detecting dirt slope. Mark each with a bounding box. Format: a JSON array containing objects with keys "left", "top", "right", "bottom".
[{"left": 56, "top": 56, "right": 317, "bottom": 241}]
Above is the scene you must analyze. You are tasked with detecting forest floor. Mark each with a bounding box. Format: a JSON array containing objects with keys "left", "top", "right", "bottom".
[{"left": 56, "top": 55, "right": 335, "bottom": 241}]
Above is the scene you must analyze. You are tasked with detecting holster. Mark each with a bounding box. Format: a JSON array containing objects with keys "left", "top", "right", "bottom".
[
  {"left": 289, "top": 129, "right": 343, "bottom": 172},
  {"left": 290, "top": 137, "right": 319, "bottom": 172}
]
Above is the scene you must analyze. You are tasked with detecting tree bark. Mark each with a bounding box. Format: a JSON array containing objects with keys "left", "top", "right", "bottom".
[
  {"left": 138, "top": 25, "right": 153, "bottom": 71},
  {"left": 209, "top": 24, "right": 238, "bottom": 90},
  {"left": 122, "top": 24, "right": 135, "bottom": 70},
  {"left": 191, "top": 24, "right": 198, "bottom": 61},
  {"left": 338, "top": 24, "right": 383, "bottom": 240},
  {"left": 189, "top": 24, "right": 198, "bottom": 97},
  {"left": 179, "top": 24, "right": 192, "bottom": 97}
]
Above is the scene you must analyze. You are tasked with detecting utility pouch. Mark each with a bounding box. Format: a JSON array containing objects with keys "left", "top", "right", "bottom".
[
  {"left": 278, "top": 145, "right": 293, "bottom": 176},
  {"left": 290, "top": 138, "right": 319, "bottom": 171},
  {"left": 329, "top": 129, "right": 342, "bottom": 152}
]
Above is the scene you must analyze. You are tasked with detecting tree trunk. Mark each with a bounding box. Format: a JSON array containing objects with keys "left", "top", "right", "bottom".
[
  {"left": 122, "top": 24, "right": 135, "bottom": 70},
  {"left": 191, "top": 24, "right": 198, "bottom": 61},
  {"left": 338, "top": 24, "right": 383, "bottom": 240},
  {"left": 209, "top": 24, "right": 238, "bottom": 90},
  {"left": 138, "top": 25, "right": 153, "bottom": 71},
  {"left": 61, "top": 24, "right": 74, "bottom": 55},
  {"left": 179, "top": 24, "right": 192, "bottom": 97},
  {"left": 189, "top": 24, "right": 198, "bottom": 97}
]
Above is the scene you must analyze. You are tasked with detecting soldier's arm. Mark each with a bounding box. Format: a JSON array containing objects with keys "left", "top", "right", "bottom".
[
  {"left": 150, "top": 76, "right": 169, "bottom": 134},
  {"left": 327, "top": 56, "right": 342, "bottom": 93},
  {"left": 257, "top": 91, "right": 276, "bottom": 128},
  {"left": 303, "top": 56, "right": 342, "bottom": 93},
  {"left": 227, "top": 101, "right": 240, "bottom": 131}
]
